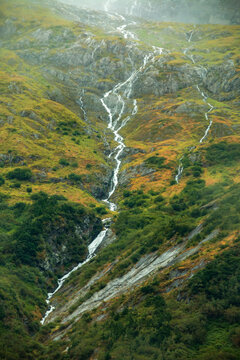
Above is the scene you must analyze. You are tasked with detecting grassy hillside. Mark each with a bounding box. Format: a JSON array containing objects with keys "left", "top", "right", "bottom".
[
  {"left": 118, "top": 22, "right": 240, "bottom": 196},
  {"left": 41, "top": 13, "right": 240, "bottom": 360},
  {"left": 0, "top": 1, "right": 109, "bottom": 358},
  {"left": 0, "top": 0, "right": 239, "bottom": 359},
  {"left": 0, "top": 0, "right": 114, "bottom": 206}
]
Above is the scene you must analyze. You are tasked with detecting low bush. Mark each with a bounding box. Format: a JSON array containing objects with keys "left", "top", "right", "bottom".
[{"left": 6, "top": 168, "right": 32, "bottom": 181}]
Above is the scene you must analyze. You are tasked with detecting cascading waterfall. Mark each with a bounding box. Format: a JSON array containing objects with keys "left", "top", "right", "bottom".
[
  {"left": 129, "top": 0, "right": 138, "bottom": 16},
  {"left": 196, "top": 85, "right": 214, "bottom": 143},
  {"left": 117, "top": 23, "right": 138, "bottom": 40},
  {"left": 101, "top": 47, "right": 163, "bottom": 211},
  {"left": 176, "top": 28, "right": 214, "bottom": 183},
  {"left": 78, "top": 91, "right": 88, "bottom": 123},
  {"left": 186, "top": 31, "right": 214, "bottom": 144},
  {"left": 40, "top": 219, "right": 110, "bottom": 325},
  {"left": 188, "top": 30, "right": 194, "bottom": 43},
  {"left": 175, "top": 156, "right": 184, "bottom": 184},
  {"left": 104, "top": 0, "right": 113, "bottom": 12},
  {"left": 41, "top": 11, "right": 163, "bottom": 324}
]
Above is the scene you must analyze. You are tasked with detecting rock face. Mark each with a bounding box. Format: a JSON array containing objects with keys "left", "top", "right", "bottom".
[
  {"left": 40, "top": 214, "right": 102, "bottom": 275},
  {"left": 16, "top": 31, "right": 143, "bottom": 96},
  {"left": 119, "top": 164, "right": 155, "bottom": 186},
  {"left": 47, "top": 227, "right": 219, "bottom": 328},
  {"left": 131, "top": 58, "right": 239, "bottom": 99},
  {"left": 204, "top": 61, "right": 240, "bottom": 95}
]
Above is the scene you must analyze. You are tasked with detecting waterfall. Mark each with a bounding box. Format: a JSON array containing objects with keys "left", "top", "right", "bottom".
[
  {"left": 175, "top": 27, "right": 214, "bottom": 183},
  {"left": 40, "top": 219, "right": 111, "bottom": 324},
  {"left": 41, "top": 8, "right": 163, "bottom": 325}
]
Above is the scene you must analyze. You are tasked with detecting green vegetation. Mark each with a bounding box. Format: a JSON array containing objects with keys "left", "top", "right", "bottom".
[
  {"left": 0, "top": 0, "right": 113, "bottom": 206},
  {"left": 68, "top": 173, "right": 82, "bottom": 183},
  {"left": 14, "top": 191, "right": 98, "bottom": 266},
  {"left": 206, "top": 142, "right": 240, "bottom": 165},
  {"left": 6, "top": 168, "right": 32, "bottom": 181},
  {"left": 0, "top": 191, "right": 101, "bottom": 360},
  {"left": 164, "top": 242, "right": 240, "bottom": 360},
  {"left": 60, "top": 292, "right": 171, "bottom": 360},
  {"left": 145, "top": 156, "right": 168, "bottom": 169},
  {"left": 0, "top": 176, "right": 5, "bottom": 186},
  {"left": 56, "top": 178, "right": 239, "bottom": 311},
  {"left": 0, "top": 0, "right": 239, "bottom": 359},
  {"left": 59, "top": 158, "right": 70, "bottom": 167},
  {"left": 42, "top": 241, "right": 240, "bottom": 360}
]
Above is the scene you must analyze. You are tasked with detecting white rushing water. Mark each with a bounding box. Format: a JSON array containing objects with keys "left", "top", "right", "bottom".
[
  {"left": 188, "top": 30, "right": 194, "bottom": 43},
  {"left": 41, "top": 4, "right": 166, "bottom": 325},
  {"left": 101, "top": 46, "right": 163, "bottom": 211},
  {"left": 41, "top": 219, "right": 110, "bottom": 325},
  {"left": 78, "top": 91, "right": 88, "bottom": 123},
  {"left": 129, "top": 0, "right": 138, "bottom": 16},
  {"left": 186, "top": 31, "right": 214, "bottom": 143},
  {"left": 41, "top": 11, "right": 163, "bottom": 323},
  {"left": 117, "top": 24, "right": 138, "bottom": 40},
  {"left": 175, "top": 156, "right": 184, "bottom": 184},
  {"left": 176, "top": 28, "right": 214, "bottom": 183},
  {"left": 196, "top": 86, "right": 214, "bottom": 143}
]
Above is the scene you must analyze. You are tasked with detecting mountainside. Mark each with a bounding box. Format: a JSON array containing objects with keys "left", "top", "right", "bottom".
[
  {"left": 0, "top": 0, "right": 240, "bottom": 359},
  {"left": 70, "top": 0, "right": 240, "bottom": 24}
]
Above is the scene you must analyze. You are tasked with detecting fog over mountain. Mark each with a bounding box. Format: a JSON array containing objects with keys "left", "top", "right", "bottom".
[{"left": 56, "top": 0, "right": 240, "bottom": 24}]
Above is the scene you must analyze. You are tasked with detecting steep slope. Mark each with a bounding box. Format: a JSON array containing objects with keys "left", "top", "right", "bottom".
[
  {"left": 0, "top": 0, "right": 240, "bottom": 359},
  {"left": 0, "top": 0, "right": 134, "bottom": 204}
]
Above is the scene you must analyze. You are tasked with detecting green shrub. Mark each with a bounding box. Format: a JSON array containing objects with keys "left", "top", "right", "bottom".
[
  {"left": 0, "top": 176, "right": 5, "bottom": 186},
  {"left": 145, "top": 156, "right": 167, "bottom": 169},
  {"left": 68, "top": 173, "right": 82, "bottom": 183},
  {"left": 95, "top": 206, "right": 108, "bottom": 215},
  {"left": 6, "top": 168, "right": 32, "bottom": 181},
  {"left": 10, "top": 182, "right": 21, "bottom": 188},
  {"left": 154, "top": 195, "right": 164, "bottom": 203},
  {"left": 71, "top": 161, "right": 78, "bottom": 168},
  {"left": 59, "top": 158, "right": 69, "bottom": 166},
  {"left": 206, "top": 142, "right": 240, "bottom": 165}
]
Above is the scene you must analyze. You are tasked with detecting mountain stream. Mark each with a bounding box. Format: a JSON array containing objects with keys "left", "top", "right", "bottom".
[
  {"left": 175, "top": 29, "right": 214, "bottom": 183},
  {"left": 41, "top": 7, "right": 163, "bottom": 324}
]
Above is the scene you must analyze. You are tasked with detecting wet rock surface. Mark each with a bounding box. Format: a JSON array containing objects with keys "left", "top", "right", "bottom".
[
  {"left": 47, "top": 227, "right": 219, "bottom": 329},
  {"left": 40, "top": 215, "right": 102, "bottom": 275}
]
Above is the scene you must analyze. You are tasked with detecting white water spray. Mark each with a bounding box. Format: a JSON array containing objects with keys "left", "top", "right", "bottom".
[
  {"left": 176, "top": 28, "right": 214, "bottom": 183},
  {"left": 78, "top": 91, "right": 88, "bottom": 123},
  {"left": 41, "top": 10, "right": 163, "bottom": 324},
  {"left": 101, "top": 48, "right": 163, "bottom": 210},
  {"left": 175, "top": 156, "right": 184, "bottom": 184},
  {"left": 195, "top": 85, "right": 214, "bottom": 143},
  {"left": 40, "top": 220, "right": 110, "bottom": 324}
]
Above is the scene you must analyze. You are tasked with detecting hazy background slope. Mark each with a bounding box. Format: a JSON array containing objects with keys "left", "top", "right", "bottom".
[{"left": 61, "top": 0, "right": 240, "bottom": 24}]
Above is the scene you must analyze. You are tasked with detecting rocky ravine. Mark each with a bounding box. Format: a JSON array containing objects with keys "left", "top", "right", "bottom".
[{"left": 46, "top": 225, "right": 219, "bottom": 334}]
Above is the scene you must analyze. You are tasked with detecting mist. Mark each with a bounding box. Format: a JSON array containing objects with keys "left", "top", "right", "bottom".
[{"left": 55, "top": 0, "right": 240, "bottom": 24}]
